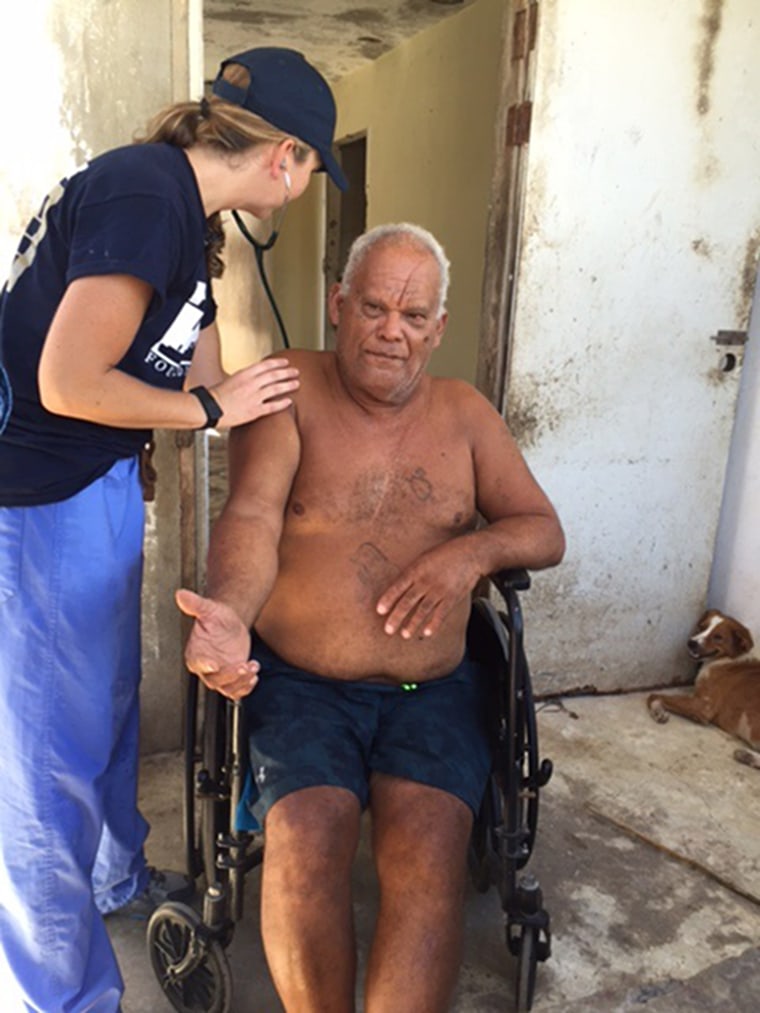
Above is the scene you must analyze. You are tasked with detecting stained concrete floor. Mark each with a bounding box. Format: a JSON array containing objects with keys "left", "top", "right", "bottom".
[{"left": 110, "top": 692, "right": 760, "bottom": 1012}]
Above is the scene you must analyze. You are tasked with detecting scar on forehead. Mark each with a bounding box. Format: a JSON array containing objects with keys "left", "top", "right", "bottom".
[
  {"left": 367, "top": 265, "right": 436, "bottom": 314},
  {"left": 399, "top": 253, "right": 437, "bottom": 293}
]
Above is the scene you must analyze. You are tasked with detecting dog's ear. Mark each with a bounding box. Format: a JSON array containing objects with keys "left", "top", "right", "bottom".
[{"left": 731, "top": 621, "right": 754, "bottom": 656}]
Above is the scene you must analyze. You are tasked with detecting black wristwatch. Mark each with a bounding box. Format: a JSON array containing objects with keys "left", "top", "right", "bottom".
[{"left": 189, "top": 386, "right": 223, "bottom": 429}]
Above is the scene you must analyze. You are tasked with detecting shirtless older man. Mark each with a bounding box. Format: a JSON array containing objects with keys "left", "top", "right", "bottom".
[{"left": 178, "top": 222, "right": 565, "bottom": 1012}]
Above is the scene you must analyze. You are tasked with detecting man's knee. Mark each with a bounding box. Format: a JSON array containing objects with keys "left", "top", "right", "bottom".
[
  {"left": 370, "top": 775, "right": 472, "bottom": 886},
  {"left": 370, "top": 773, "right": 473, "bottom": 831},
  {"left": 264, "top": 785, "right": 362, "bottom": 879}
]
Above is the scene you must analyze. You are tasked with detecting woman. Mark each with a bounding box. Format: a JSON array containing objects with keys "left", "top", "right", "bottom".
[{"left": 0, "top": 47, "right": 347, "bottom": 1012}]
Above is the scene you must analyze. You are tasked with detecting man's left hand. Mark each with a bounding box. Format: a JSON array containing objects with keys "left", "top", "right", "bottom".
[{"left": 375, "top": 541, "right": 480, "bottom": 640}]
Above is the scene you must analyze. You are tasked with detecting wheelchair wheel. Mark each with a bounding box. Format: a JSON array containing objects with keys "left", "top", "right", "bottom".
[
  {"left": 515, "top": 924, "right": 538, "bottom": 1012},
  {"left": 183, "top": 680, "right": 225, "bottom": 887},
  {"left": 517, "top": 663, "right": 542, "bottom": 867},
  {"left": 468, "top": 826, "right": 491, "bottom": 893},
  {"left": 147, "top": 902, "right": 232, "bottom": 1013},
  {"left": 200, "top": 688, "right": 229, "bottom": 885},
  {"left": 468, "top": 776, "right": 500, "bottom": 892},
  {"left": 183, "top": 673, "right": 203, "bottom": 880},
  {"left": 184, "top": 681, "right": 229, "bottom": 886}
]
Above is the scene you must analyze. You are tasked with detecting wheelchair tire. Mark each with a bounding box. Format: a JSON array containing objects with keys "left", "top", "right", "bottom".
[
  {"left": 147, "top": 901, "right": 232, "bottom": 1013},
  {"left": 518, "top": 663, "right": 541, "bottom": 867},
  {"left": 468, "top": 776, "right": 500, "bottom": 892},
  {"left": 515, "top": 924, "right": 538, "bottom": 1012},
  {"left": 183, "top": 673, "right": 203, "bottom": 881},
  {"left": 467, "top": 835, "right": 491, "bottom": 893},
  {"left": 200, "top": 689, "right": 229, "bottom": 887}
]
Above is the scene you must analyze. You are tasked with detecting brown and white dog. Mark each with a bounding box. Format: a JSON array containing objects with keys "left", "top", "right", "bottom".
[{"left": 647, "top": 609, "right": 760, "bottom": 769}]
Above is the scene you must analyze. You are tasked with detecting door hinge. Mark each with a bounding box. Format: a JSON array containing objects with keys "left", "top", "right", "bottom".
[
  {"left": 512, "top": 3, "right": 539, "bottom": 61},
  {"left": 507, "top": 101, "right": 532, "bottom": 146}
]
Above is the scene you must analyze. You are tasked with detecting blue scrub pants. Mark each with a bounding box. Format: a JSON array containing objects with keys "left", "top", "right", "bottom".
[{"left": 0, "top": 458, "right": 150, "bottom": 1012}]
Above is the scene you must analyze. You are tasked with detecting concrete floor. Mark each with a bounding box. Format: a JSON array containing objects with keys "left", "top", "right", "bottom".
[{"left": 110, "top": 691, "right": 760, "bottom": 1012}]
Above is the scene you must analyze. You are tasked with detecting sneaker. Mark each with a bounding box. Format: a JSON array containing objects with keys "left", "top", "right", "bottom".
[{"left": 111, "top": 867, "right": 195, "bottom": 920}]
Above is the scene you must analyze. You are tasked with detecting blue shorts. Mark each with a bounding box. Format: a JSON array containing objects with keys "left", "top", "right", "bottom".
[{"left": 240, "top": 639, "right": 493, "bottom": 827}]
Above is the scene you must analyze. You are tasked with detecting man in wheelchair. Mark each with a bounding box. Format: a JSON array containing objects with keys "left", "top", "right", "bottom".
[{"left": 178, "top": 222, "right": 565, "bottom": 1012}]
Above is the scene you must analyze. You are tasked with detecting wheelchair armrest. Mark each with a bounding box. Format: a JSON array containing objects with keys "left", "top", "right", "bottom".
[{"left": 490, "top": 568, "right": 531, "bottom": 596}]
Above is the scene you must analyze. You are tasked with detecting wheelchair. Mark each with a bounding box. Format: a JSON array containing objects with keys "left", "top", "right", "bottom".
[{"left": 146, "top": 569, "right": 553, "bottom": 1013}]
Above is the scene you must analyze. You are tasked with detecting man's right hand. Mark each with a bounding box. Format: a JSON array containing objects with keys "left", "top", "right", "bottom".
[{"left": 175, "top": 588, "right": 259, "bottom": 700}]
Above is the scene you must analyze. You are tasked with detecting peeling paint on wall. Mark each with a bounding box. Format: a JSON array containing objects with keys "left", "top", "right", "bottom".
[{"left": 695, "top": 0, "right": 723, "bottom": 116}]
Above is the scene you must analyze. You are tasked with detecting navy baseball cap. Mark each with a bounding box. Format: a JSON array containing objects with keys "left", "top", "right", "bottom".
[{"left": 212, "top": 47, "right": 348, "bottom": 191}]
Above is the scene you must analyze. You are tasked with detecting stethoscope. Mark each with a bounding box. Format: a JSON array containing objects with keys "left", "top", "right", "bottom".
[{"left": 231, "top": 172, "right": 292, "bottom": 349}]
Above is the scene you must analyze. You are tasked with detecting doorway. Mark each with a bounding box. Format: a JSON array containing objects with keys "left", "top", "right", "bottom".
[{"left": 323, "top": 134, "right": 367, "bottom": 348}]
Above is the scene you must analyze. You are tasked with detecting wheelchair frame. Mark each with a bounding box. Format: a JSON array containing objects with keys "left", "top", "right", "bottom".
[{"left": 147, "top": 569, "right": 552, "bottom": 1013}]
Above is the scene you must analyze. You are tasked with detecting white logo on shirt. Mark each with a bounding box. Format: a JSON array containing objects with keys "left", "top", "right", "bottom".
[{"left": 145, "top": 280, "right": 206, "bottom": 378}]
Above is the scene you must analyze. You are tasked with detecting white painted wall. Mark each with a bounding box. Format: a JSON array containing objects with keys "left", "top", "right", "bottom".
[
  {"left": 505, "top": 0, "right": 760, "bottom": 692},
  {"left": 709, "top": 266, "right": 760, "bottom": 633},
  {"left": 0, "top": 0, "right": 202, "bottom": 752},
  {"left": 0, "top": 3, "right": 78, "bottom": 272}
]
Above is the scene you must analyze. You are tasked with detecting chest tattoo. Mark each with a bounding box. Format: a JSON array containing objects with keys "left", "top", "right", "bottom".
[{"left": 406, "top": 467, "right": 433, "bottom": 501}]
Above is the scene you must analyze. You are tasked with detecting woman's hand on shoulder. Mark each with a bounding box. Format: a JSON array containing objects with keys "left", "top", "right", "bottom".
[{"left": 210, "top": 357, "right": 299, "bottom": 429}]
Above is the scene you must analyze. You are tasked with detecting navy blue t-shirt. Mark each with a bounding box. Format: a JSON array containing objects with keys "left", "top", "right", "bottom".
[{"left": 0, "top": 143, "right": 216, "bottom": 505}]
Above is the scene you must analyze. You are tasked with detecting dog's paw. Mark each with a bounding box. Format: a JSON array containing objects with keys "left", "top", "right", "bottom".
[
  {"left": 734, "top": 747, "right": 760, "bottom": 770},
  {"left": 647, "top": 695, "right": 669, "bottom": 723}
]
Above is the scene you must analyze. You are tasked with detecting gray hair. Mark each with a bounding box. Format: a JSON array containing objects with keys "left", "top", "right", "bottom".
[{"left": 339, "top": 223, "right": 451, "bottom": 317}]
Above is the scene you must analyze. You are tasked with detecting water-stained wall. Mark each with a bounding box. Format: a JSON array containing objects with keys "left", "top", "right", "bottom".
[
  {"left": 0, "top": 0, "right": 200, "bottom": 752},
  {"left": 505, "top": 0, "right": 760, "bottom": 692}
]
